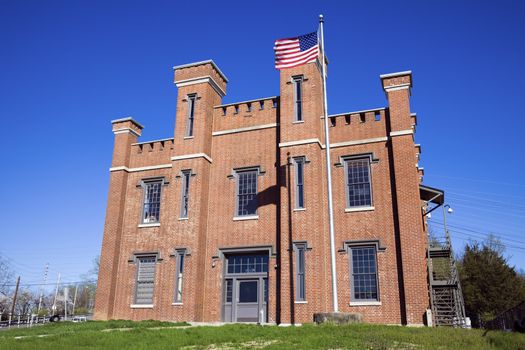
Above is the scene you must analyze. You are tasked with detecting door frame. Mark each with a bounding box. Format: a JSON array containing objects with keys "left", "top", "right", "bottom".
[{"left": 221, "top": 251, "right": 270, "bottom": 323}]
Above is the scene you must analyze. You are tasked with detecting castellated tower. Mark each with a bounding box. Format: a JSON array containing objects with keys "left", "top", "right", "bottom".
[{"left": 95, "top": 57, "right": 437, "bottom": 326}]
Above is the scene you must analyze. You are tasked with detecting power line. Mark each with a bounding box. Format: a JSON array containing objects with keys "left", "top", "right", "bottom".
[
  {"left": 447, "top": 203, "right": 525, "bottom": 219},
  {"left": 429, "top": 220, "right": 525, "bottom": 244},
  {"left": 448, "top": 217, "right": 524, "bottom": 234},
  {"left": 448, "top": 191, "right": 525, "bottom": 207},
  {"left": 3, "top": 280, "right": 97, "bottom": 287},
  {"left": 428, "top": 221, "right": 525, "bottom": 250},
  {"left": 450, "top": 236, "right": 525, "bottom": 255},
  {"left": 444, "top": 187, "right": 525, "bottom": 200},
  {"left": 445, "top": 208, "right": 525, "bottom": 225},
  {"left": 447, "top": 195, "right": 525, "bottom": 212},
  {"left": 426, "top": 174, "right": 525, "bottom": 188},
  {"left": 432, "top": 214, "right": 524, "bottom": 238}
]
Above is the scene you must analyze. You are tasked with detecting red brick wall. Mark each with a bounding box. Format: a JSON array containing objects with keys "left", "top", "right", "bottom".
[{"left": 94, "top": 62, "right": 429, "bottom": 326}]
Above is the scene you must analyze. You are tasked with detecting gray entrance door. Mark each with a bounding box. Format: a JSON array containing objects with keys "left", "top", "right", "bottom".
[
  {"left": 236, "top": 279, "right": 259, "bottom": 322},
  {"left": 222, "top": 253, "right": 268, "bottom": 323}
]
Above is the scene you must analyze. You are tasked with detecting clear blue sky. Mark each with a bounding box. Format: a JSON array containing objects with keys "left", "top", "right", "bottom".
[{"left": 1, "top": 0, "right": 524, "bottom": 291}]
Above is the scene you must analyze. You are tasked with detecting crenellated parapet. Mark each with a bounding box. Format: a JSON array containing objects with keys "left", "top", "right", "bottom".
[
  {"left": 326, "top": 108, "right": 388, "bottom": 144},
  {"left": 128, "top": 138, "right": 175, "bottom": 168},
  {"left": 212, "top": 97, "right": 279, "bottom": 134}
]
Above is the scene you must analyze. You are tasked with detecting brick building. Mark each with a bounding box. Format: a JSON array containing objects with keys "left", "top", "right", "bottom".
[{"left": 94, "top": 58, "right": 441, "bottom": 326}]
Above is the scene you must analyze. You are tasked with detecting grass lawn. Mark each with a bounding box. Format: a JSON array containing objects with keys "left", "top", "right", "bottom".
[{"left": 1, "top": 320, "right": 524, "bottom": 349}]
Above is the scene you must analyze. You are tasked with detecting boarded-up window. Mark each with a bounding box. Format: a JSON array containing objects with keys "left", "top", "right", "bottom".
[
  {"left": 294, "top": 243, "right": 307, "bottom": 301},
  {"left": 174, "top": 250, "right": 185, "bottom": 303},
  {"left": 180, "top": 171, "right": 191, "bottom": 219},
  {"left": 135, "top": 256, "right": 157, "bottom": 305}
]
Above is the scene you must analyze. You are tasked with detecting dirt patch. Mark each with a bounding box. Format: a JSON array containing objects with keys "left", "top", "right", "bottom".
[{"left": 181, "top": 339, "right": 279, "bottom": 349}]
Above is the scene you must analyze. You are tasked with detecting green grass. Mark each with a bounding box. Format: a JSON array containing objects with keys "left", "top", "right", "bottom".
[{"left": 0, "top": 321, "right": 524, "bottom": 349}]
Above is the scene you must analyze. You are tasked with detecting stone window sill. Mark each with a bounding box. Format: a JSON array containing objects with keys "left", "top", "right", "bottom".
[
  {"left": 294, "top": 300, "right": 308, "bottom": 304},
  {"left": 349, "top": 301, "right": 381, "bottom": 306},
  {"left": 345, "top": 206, "right": 375, "bottom": 213},
  {"left": 178, "top": 218, "right": 189, "bottom": 221},
  {"left": 138, "top": 223, "right": 161, "bottom": 228},
  {"left": 233, "top": 215, "right": 259, "bottom": 221},
  {"left": 292, "top": 120, "right": 305, "bottom": 124},
  {"left": 172, "top": 302, "right": 183, "bottom": 306},
  {"left": 130, "top": 304, "right": 154, "bottom": 309},
  {"left": 183, "top": 136, "right": 194, "bottom": 139},
  {"left": 293, "top": 208, "right": 306, "bottom": 212}
]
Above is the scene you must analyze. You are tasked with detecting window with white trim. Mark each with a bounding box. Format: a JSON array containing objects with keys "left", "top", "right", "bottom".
[
  {"left": 135, "top": 255, "right": 157, "bottom": 305},
  {"left": 174, "top": 250, "right": 185, "bottom": 303},
  {"left": 186, "top": 94, "right": 196, "bottom": 137},
  {"left": 142, "top": 180, "right": 162, "bottom": 223},
  {"left": 345, "top": 157, "right": 372, "bottom": 208},
  {"left": 349, "top": 246, "right": 379, "bottom": 301},
  {"left": 180, "top": 170, "right": 191, "bottom": 219},
  {"left": 293, "top": 157, "right": 305, "bottom": 209},
  {"left": 293, "top": 76, "right": 303, "bottom": 122},
  {"left": 235, "top": 169, "right": 258, "bottom": 216}
]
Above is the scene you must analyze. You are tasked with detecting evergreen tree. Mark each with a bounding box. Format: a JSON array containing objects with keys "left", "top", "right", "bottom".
[{"left": 458, "top": 237, "right": 525, "bottom": 327}]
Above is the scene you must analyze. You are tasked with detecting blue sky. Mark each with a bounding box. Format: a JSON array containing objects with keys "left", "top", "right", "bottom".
[{"left": 1, "top": 0, "right": 524, "bottom": 291}]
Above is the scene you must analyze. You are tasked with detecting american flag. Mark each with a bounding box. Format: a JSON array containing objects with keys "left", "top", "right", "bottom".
[{"left": 274, "top": 31, "right": 319, "bottom": 69}]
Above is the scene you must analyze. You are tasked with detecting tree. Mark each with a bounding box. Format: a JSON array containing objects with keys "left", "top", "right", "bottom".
[
  {"left": 0, "top": 255, "right": 14, "bottom": 297},
  {"left": 458, "top": 236, "right": 525, "bottom": 327},
  {"left": 74, "top": 255, "right": 99, "bottom": 314},
  {"left": 0, "top": 255, "right": 14, "bottom": 316},
  {"left": 14, "top": 289, "right": 37, "bottom": 315}
]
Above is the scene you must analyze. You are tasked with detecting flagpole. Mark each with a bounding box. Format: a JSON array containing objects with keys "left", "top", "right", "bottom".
[{"left": 319, "top": 14, "right": 339, "bottom": 313}]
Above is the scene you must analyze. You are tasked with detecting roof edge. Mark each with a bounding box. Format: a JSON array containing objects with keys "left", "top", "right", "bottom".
[{"left": 173, "top": 60, "right": 229, "bottom": 83}]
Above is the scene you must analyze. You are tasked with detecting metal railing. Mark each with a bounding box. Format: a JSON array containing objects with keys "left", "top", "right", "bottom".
[{"left": 0, "top": 313, "right": 90, "bottom": 329}]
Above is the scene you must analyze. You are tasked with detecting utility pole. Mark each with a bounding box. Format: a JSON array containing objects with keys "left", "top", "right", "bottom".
[
  {"left": 10, "top": 276, "right": 20, "bottom": 316},
  {"left": 72, "top": 284, "right": 78, "bottom": 315},
  {"left": 64, "top": 287, "right": 68, "bottom": 321},
  {"left": 52, "top": 273, "right": 60, "bottom": 315},
  {"left": 37, "top": 263, "right": 49, "bottom": 315}
]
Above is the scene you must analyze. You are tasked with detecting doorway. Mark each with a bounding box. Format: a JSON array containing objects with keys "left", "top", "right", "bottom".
[{"left": 222, "top": 253, "right": 268, "bottom": 322}]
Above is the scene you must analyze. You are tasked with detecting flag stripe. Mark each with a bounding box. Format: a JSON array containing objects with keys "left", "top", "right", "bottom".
[
  {"left": 275, "top": 38, "right": 298, "bottom": 44},
  {"left": 274, "top": 42, "right": 299, "bottom": 50},
  {"left": 275, "top": 48, "right": 301, "bottom": 56},
  {"left": 275, "top": 57, "right": 317, "bottom": 69},
  {"left": 275, "top": 45, "right": 318, "bottom": 62},
  {"left": 275, "top": 51, "right": 319, "bottom": 68},
  {"left": 275, "top": 50, "right": 318, "bottom": 66},
  {"left": 274, "top": 31, "right": 318, "bottom": 70}
]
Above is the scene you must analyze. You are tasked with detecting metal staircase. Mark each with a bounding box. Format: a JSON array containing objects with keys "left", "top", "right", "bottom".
[{"left": 427, "top": 213, "right": 467, "bottom": 327}]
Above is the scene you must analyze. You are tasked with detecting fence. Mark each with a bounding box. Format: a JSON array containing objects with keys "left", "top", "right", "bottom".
[
  {"left": 484, "top": 300, "right": 525, "bottom": 332},
  {"left": 0, "top": 314, "right": 50, "bottom": 328},
  {"left": 0, "top": 313, "right": 90, "bottom": 329}
]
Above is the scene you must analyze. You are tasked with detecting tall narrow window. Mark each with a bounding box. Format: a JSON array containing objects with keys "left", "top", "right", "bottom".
[
  {"left": 186, "top": 94, "right": 196, "bottom": 137},
  {"left": 224, "top": 279, "right": 233, "bottom": 303},
  {"left": 236, "top": 169, "right": 258, "bottom": 217},
  {"left": 180, "top": 170, "right": 191, "bottom": 219},
  {"left": 135, "top": 255, "right": 157, "bottom": 305},
  {"left": 294, "top": 243, "right": 306, "bottom": 301},
  {"left": 142, "top": 180, "right": 162, "bottom": 223},
  {"left": 293, "top": 157, "right": 305, "bottom": 209},
  {"left": 345, "top": 157, "right": 372, "bottom": 208},
  {"left": 350, "top": 246, "right": 379, "bottom": 301},
  {"left": 293, "top": 76, "right": 303, "bottom": 121},
  {"left": 174, "top": 250, "right": 185, "bottom": 303}
]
